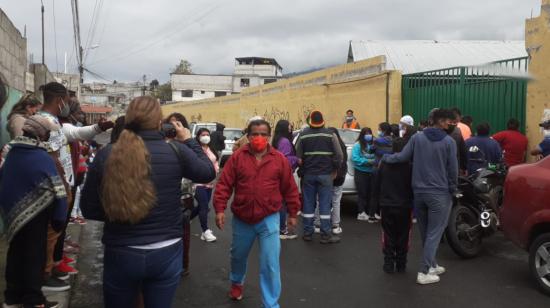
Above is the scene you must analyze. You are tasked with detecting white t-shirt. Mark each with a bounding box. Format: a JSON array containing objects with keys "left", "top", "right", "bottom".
[{"left": 39, "top": 111, "right": 74, "bottom": 187}]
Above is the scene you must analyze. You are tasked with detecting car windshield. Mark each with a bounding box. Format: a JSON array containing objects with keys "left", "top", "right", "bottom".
[
  {"left": 195, "top": 124, "right": 217, "bottom": 133},
  {"left": 338, "top": 129, "right": 359, "bottom": 145},
  {"left": 224, "top": 129, "right": 243, "bottom": 142}
]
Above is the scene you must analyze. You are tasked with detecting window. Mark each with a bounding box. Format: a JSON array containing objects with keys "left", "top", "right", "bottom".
[
  {"left": 264, "top": 79, "right": 277, "bottom": 84},
  {"left": 201, "top": 90, "right": 206, "bottom": 94},
  {"left": 181, "top": 90, "right": 193, "bottom": 97},
  {"left": 215, "top": 91, "right": 227, "bottom": 97},
  {"left": 240, "top": 78, "right": 250, "bottom": 87}
]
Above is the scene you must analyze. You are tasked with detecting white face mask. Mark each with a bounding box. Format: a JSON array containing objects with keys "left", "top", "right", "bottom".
[
  {"left": 544, "top": 130, "right": 550, "bottom": 138},
  {"left": 399, "top": 129, "right": 406, "bottom": 138},
  {"left": 199, "top": 135, "right": 211, "bottom": 145}
]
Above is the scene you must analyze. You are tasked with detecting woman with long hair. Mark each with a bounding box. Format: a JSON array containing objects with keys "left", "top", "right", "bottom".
[
  {"left": 352, "top": 127, "right": 376, "bottom": 222},
  {"left": 192, "top": 128, "right": 220, "bottom": 242},
  {"left": 81, "top": 96, "right": 216, "bottom": 308},
  {"left": 7, "top": 94, "right": 43, "bottom": 139},
  {"left": 272, "top": 119, "right": 299, "bottom": 239}
]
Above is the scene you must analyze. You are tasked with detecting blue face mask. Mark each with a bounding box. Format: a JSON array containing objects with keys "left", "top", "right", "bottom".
[{"left": 364, "top": 134, "right": 373, "bottom": 142}]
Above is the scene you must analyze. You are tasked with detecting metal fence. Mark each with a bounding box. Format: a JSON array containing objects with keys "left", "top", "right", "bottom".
[{"left": 402, "top": 57, "right": 529, "bottom": 133}]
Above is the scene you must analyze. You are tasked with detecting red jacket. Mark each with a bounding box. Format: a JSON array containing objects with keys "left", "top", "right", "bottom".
[
  {"left": 214, "top": 144, "right": 300, "bottom": 224},
  {"left": 492, "top": 130, "right": 528, "bottom": 167}
]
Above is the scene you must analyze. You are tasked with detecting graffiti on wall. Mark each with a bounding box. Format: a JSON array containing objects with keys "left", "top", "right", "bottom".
[
  {"left": 190, "top": 113, "right": 203, "bottom": 123},
  {"left": 251, "top": 103, "right": 317, "bottom": 129}
]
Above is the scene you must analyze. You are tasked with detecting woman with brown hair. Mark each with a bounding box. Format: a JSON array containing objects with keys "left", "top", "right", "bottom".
[
  {"left": 81, "top": 96, "right": 216, "bottom": 308},
  {"left": 7, "top": 94, "right": 43, "bottom": 139}
]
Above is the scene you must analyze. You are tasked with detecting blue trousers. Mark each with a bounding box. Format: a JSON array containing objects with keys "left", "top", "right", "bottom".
[
  {"left": 414, "top": 193, "right": 452, "bottom": 274},
  {"left": 302, "top": 174, "right": 333, "bottom": 235},
  {"left": 231, "top": 213, "right": 281, "bottom": 308},
  {"left": 192, "top": 186, "right": 212, "bottom": 232},
  {"left": 103, "top": 241, "right": 182, "bottom": 308}
]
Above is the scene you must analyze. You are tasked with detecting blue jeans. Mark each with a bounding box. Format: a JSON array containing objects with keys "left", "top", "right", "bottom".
[
  {"left": 302, "top": 174, "right": 333, "bottom": 235},
  {"left": 192, "top": 186, "right": 212, "bottom": 232},
  {"left": 231, "top": 213, "right": 281, "bottom": 308},
  {"left": 279, "top": 202, "right": 287, "bottom": 233},
  {"left": 103, "top": 241, "right": 183, "bottom": 308},
  {"left": 414, "top": 193, "right": 452, "bottom": 274}
]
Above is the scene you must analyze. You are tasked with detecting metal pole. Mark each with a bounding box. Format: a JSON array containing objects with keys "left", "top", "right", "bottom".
[{"left": 41, "top": 1, "right": 45, "bottom": 64}]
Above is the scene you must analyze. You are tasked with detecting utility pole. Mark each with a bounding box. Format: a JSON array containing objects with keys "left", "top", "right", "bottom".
[
  {"left": 71, "top": 0, "right": 83, "bottom": 99},
  {"left": 142, "top": 74, "right": 147, "bottom": 96},
  {"left": 41, "top": 0, "right": 45, "bottom": 64}
]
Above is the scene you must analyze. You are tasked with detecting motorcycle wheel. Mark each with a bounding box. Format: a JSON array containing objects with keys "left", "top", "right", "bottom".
[{"left": 446, "top": 203, "right": 482, "bottom": 258}]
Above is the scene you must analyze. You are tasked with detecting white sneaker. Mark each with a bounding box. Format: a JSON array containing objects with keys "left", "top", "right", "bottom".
[
  {"left": 357, "top": 212, "right": 369, "bottom": 221},
  {"left": 374, "top": 213, "right": 382, "bottom": 220},
  {"left": 3, "top": 303, "right": 21, "bottom": 308},
  {"left": 412, "top": 218, "right": 417, "bottom": 224},
  {"left": 416, "top": 272, "right": 440, "bottom": 285},
  {"left": 201, "top": 229, "right": 217, "bottom": 242},
  {"left": 429, "top": 265, "right": 446, "bottom": 276},
  {"left": 314, "top": 226, "right": 321, "bottom": 234},
  {"left": 332, "top": 226, "right": 343, "bottom": 234}
]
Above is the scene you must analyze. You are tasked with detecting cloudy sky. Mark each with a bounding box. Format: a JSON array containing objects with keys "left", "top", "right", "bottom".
[{"left": 1, "top": 0, "right": 542, "bottom": 83}]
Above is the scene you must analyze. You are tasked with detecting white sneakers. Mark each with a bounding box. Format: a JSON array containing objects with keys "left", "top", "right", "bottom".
[
  {"left": 332, "top": 226, "right": 343, "bottom": 234},
  {"left": 417, "top": 265, "right": 446, "bottom": 285},
  {"left": 416, "top": 272, "right": 440, "bottom": 285},
  {"left": 201, "top": 229, "right": 217, "bottom": 242},
  {"left": 429, "top": 265, "right": 446, "bottom": 276},
  {"left": 357, "top": 212, "right": 369, "bottom": 221},
  {"left": 374, "top": 213, "right": 382, "bottom": 220}
]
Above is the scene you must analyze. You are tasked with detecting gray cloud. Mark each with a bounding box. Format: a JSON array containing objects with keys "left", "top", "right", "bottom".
[{"left": 1, "top": 0, "right": 541, "bottom": 83}]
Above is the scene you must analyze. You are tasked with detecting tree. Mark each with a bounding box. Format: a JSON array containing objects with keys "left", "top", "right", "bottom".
[
  {"left": 172, "top": 59, "right": 193, "bottom": 74},
  {"left": 156, "top": 82, "right": 172, "bottom": 102},
  {"left": 150, "top": 79, "right": 159, "bottom": 91}
]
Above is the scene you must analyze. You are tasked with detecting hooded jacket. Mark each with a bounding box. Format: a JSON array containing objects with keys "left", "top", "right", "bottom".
[{"left": 382, "top": 128, "right": 458, "bottom": 195}]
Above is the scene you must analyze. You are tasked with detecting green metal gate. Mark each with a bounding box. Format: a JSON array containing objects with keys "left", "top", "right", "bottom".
[{"left": 402, "top": 57, "right": 529, "bottom": 133}]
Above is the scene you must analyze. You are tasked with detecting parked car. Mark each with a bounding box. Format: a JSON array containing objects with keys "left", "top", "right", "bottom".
[
  {"left": 500, "top": 156, "right": 550, "bottom": 296},
  {"left": 220, "top": 128, "right": 243, "bottom": 168},
  {"left": 293, "top": 128, "right": 359, "bottom": 195},
  {"left": 190, "top": 122, "right": 217, "bottom": 136}
]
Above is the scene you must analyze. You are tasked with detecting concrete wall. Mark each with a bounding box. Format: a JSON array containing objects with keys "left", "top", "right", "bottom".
[
  {"left": 0, "top": 9, "right": 27, "bottom": 92},
  {"left": 526, "top": 0, "right": 550, "bottom": 160},
  {"left": 234, "top": 64, "right": 282, "bottom": 77},
  {"left": 162, "top": 56, "right": 401, "bottom": 131}
]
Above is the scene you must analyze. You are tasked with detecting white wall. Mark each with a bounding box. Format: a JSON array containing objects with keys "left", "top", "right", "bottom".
[
  {"left": 234, "top": 64, "right": 282, "bottom": 77},
  {"left": 171, "top": 74, "right": 233, "bottom": 92}
]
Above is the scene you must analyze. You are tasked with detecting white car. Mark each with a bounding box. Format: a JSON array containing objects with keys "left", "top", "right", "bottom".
[{"left": 220, "top": 128, "right": 243, "bottom": 168}]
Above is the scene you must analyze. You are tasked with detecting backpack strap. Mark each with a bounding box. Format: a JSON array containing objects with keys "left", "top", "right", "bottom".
[{"left": 168, "top": 141, "right": 185, "bottom": 173}]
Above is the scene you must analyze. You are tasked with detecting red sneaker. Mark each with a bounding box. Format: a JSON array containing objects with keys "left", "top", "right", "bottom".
[
  {"left": 75, "top": 217, "right": 87, "bottom": 225},
  {"left": 56, "top": 262, "right": 78, "bottom": 275},
  {"left": 229, "top": 283, "right": 243, "bottom": 301},
  {"left": 63, "top": 255, "right": 76, "bottom": 265}
]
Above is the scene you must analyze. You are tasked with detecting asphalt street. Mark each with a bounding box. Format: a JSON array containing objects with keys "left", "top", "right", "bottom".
[{"left": 70, "top": 197, "right": 549, "bottom": 308}]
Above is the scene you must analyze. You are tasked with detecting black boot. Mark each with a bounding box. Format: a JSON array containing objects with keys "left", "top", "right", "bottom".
[{"left": 396, "top": 253, "right": 407, "bottom": 273}]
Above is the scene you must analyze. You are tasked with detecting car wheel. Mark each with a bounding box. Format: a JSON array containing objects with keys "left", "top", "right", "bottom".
[{"left": 529, "top": 233, "right": 550, "bottom": 296}]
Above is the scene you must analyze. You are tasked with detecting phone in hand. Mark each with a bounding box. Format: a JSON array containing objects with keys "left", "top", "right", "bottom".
[{"left": 162, "top": 123, "right": 177, "bottom": 138}]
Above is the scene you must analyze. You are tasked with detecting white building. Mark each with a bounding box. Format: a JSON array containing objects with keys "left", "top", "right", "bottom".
[{"left": 171, "top": 57, "right": 283, "bottom": 102}]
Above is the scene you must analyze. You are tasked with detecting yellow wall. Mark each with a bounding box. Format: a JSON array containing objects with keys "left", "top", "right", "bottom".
[
  {"left": 526, "top": 0, "right": 550, "bottom": 160},
  {"left": 162, "top": 56, "right": 402, "bottom": 131}
]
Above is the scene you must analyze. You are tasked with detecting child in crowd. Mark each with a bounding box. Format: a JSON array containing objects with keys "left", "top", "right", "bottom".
[{"left": 372, "top": 137, "right": 413, "bottom": 273}]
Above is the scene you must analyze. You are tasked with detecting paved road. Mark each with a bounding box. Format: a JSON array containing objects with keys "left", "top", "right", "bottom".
[{"left": 71, "top": 197, "right": 548, "bottom": 308}]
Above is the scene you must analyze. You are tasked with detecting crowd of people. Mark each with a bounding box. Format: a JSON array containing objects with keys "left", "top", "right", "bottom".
[{"left": 1, "top": 86, "right": 550, "bottom": 307}]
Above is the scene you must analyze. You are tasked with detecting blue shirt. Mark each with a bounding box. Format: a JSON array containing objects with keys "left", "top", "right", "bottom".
[{"left": 538, "top": 137, "right": 550, "bottom": 157}]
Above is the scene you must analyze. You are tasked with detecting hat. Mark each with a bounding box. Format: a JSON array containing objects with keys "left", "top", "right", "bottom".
[
  {"left": 540, "top": 120, "right": 550, "bottom": 129},
  {"left": 22, "top": 115, "right": 60, "bottom": 140},
  {"left": 400, "top": 115, "right": 414, "bottom": 127},
  {"left": 309, "top": 110, "right": 325, "bottom": 128}
]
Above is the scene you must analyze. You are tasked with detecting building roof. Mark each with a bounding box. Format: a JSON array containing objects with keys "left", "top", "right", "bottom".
[
  {"left": 348, "top": 40, "right": 528, "bottom": 74},
  {"left": 235, "top": 57, "right": 283, "bottom": 70},
  {"left": 81, "top": 104, "right": 113, "bottom": 114}
]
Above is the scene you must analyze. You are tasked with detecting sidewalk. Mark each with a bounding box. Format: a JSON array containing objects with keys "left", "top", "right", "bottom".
[{"left": 0, "top": 223, "right": 84, "bottom": 308}]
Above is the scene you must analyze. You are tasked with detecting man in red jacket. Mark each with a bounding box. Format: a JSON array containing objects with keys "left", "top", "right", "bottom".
[{"left": 214, "top": 119, "right": 300, "bottom": 308}]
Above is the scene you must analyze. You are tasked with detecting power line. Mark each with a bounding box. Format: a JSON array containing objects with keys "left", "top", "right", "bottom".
[{"left": 88, "top": 2, "right": 222, "bottom": 66}]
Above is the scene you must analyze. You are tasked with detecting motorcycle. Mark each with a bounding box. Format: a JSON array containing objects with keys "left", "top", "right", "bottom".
[{"left": 445, "top": 146, "right": 507, "bottom": 258}]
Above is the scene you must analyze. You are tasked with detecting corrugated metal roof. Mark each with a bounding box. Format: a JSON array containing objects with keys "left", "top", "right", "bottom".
[{"left": 348, "top": 40, "right": 528, "bottom": 74}]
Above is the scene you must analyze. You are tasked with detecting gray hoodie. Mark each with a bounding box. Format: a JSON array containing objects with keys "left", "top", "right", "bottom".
[{"left": 382, "top": 127, "right": 458, "bottom": 195}]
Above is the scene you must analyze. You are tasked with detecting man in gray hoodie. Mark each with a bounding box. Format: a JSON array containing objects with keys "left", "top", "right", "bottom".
[{"left": 382, "top": 108, "right": 458, "bottom": 285}]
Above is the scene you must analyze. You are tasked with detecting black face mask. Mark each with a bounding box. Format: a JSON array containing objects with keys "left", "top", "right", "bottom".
[{"left": 445, "top": 124, "right": 457, "bottom": 135}]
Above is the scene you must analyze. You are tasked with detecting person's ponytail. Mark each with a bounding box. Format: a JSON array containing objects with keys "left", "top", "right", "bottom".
[{"left": 100, "top": 96, "right": 161, "bottom": 224}]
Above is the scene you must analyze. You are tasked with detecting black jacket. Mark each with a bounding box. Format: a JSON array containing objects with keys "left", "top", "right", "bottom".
[
  {"left": 296, "top": 127, "right": 343, "bottom": 176},
  {"left": 333, "top": 137, "right": 348, "bottom": 187},
  {"left": 450, "top": 127, "right": 467, "bottom": 171},
  {"left": 81, "top": 130, "right": 216, "bottom": 247},
  {"left": 372, "top": 161, "right": 413, "bottom": 208}
]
